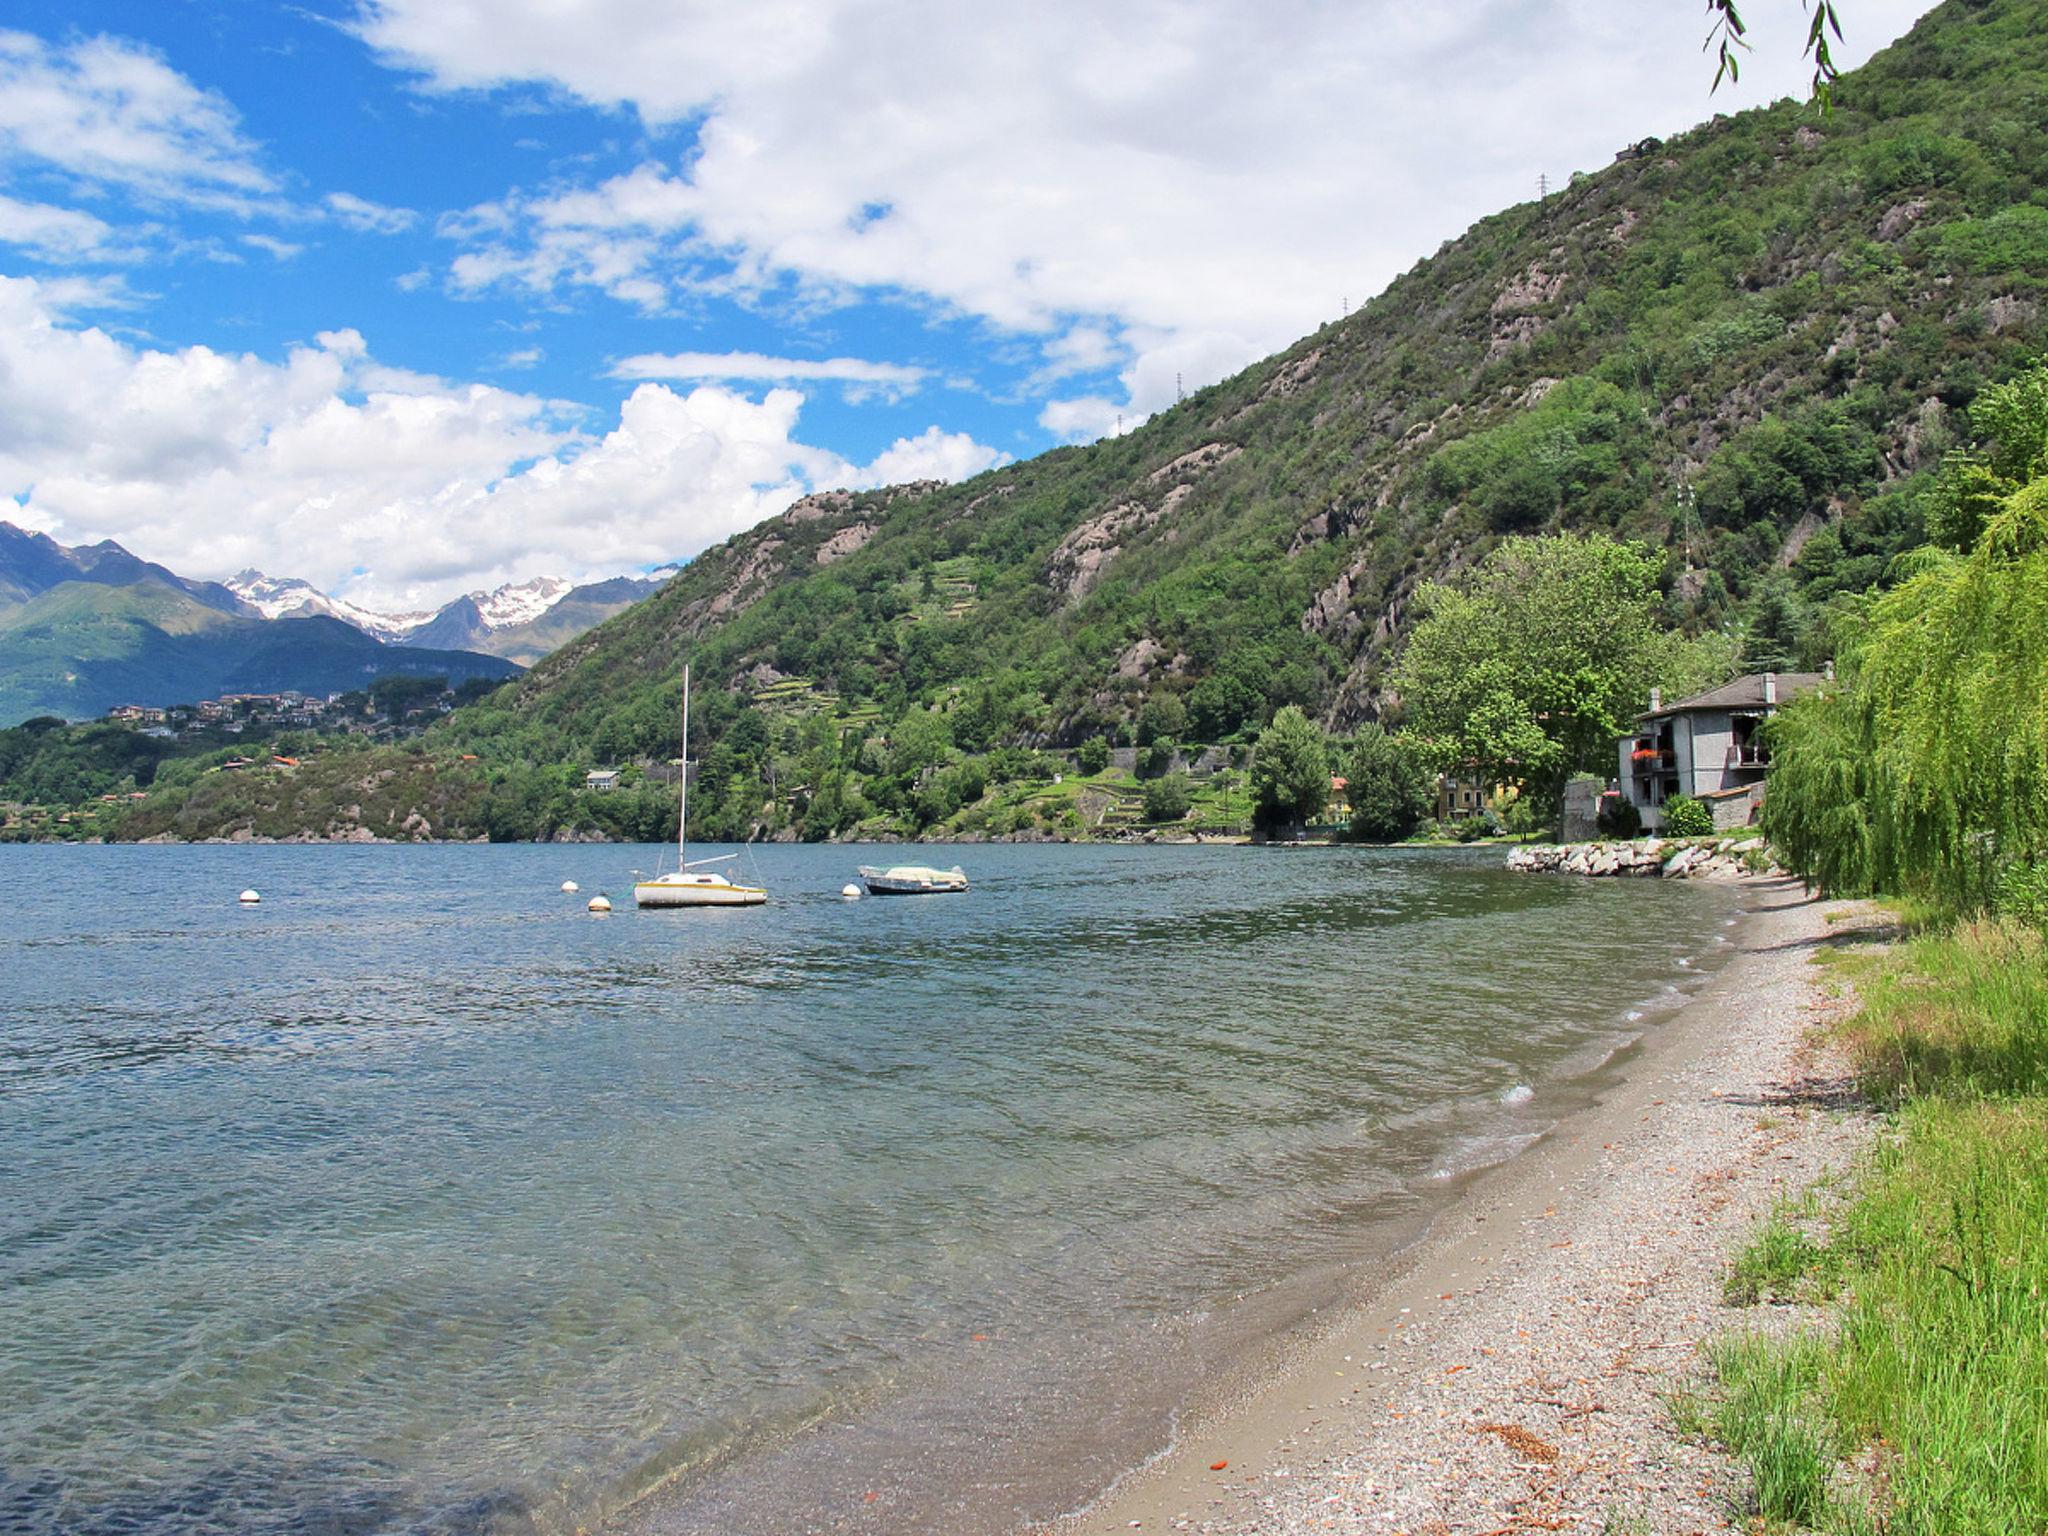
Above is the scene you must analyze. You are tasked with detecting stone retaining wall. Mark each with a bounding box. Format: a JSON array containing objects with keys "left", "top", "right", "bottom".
[{"left": 1506, "top": 836, "right": 1773, "bottom": 880}]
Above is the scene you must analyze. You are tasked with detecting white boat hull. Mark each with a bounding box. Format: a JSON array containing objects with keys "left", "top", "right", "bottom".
[
  {"left": 634, "top": 877, "right": 767, "bottom": 908},
  {"left": 858, "top": 865, "right": 969, "bottom": 895}
]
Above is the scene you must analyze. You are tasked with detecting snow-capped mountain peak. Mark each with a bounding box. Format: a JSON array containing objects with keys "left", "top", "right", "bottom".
[
  {"left": 468, "top": 576, "right": 572, "bottom": 630},
  {"left": 225, "top": 570, "right": 431, "bottom": 642}
]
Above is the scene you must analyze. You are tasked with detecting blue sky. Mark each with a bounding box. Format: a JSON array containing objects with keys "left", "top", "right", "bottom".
[{"left": 0, "top": 0, "right": 1931, "bottom": 610}]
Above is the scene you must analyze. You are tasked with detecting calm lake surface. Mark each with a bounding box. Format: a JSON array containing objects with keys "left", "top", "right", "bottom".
[{"left": 0, "top": 843, "right": 1743, "bottom": 1536}]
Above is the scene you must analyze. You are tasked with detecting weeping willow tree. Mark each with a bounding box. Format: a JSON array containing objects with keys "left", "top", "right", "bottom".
[{"left": 1767, "top": 363, "right": 2048, "bottom": 915}]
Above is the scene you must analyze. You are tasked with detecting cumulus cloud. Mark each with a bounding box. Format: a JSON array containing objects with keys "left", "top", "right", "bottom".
[
  {"left": 0, "top": 275, "right": 998, "bottom": 609},
  {"left": 0, "top": 30, "right": 275, "bottom": 208},
  {"left": 359, "top": 0, "right": 1932, "bottom": 427}
]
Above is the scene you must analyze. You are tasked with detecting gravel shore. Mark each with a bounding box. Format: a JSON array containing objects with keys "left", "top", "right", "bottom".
[{"left": 1057, "top": 877, "right": 1877, "bottom": 1536}]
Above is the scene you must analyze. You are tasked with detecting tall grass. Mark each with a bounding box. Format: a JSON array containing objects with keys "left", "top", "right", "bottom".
[
  {"left": 1834, "top": 922, "right": 2048, "bottom": 1103},
  {"left": 1699, "top": 923, "right": 2048, "bottom": 1533},
  {"left": 1828, "top": 1097, "right": 2048, "bottom": 1533}
]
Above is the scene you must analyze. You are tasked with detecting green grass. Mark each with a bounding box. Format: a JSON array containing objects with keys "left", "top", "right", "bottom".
[
  {"left": 1724, "top": 1198, "right": 1832, "bottom": 1306},
  {"left": 1697, "top": 921, "right": 2048, "bottom": 1533},
  {"left": 1705, "top": 1331, "right": 1838, "bottom": 1527},
  {"left": 1832, "top": 922, "right": 2048, "bottom": 1104}
]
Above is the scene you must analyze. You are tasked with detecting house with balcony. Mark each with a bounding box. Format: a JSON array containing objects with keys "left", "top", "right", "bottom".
[{"left": 1616, "top": 670, "right": 1827, "bottom": 831}]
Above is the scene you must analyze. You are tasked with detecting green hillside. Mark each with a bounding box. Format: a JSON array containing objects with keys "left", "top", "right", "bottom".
[
  {"left": 88, "top": 0, "right": 2048, "bottom": 841},
  {"left": 0, "top": 578, "right": 522, "bottom": 724},
  {"left": 456, "top": 3, "right": 2042, "bottom": 756}
]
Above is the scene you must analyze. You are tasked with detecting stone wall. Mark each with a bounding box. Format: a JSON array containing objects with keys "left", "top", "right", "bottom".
[{"left": 1506, "top": 836, "right": 1772, "bottom": 880}]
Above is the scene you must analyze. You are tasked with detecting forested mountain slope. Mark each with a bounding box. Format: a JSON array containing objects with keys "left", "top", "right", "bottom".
[{"left": 453, "top": 0, "right": 2044, "bottom": 786}]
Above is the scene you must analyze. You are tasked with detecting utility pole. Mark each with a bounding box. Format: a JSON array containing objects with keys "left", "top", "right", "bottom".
[
  {"left": 1115, "top": 412, "right": 1124, "bottom": 436},
  {"left": 1175, "top": 371, "right": 1184, "bottom": 404}
]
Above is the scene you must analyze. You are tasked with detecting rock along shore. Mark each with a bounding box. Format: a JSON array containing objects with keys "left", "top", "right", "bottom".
[{"left": 1507, "top": 836, "right": 1774, "bottom": 881}]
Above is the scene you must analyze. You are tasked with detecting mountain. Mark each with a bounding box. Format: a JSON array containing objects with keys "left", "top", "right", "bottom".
[
  {"left": 446, "top": 0, "right": 2045, "bottom": 811},
  {"left": 226, "top": 567, "right": 676, "bottom": 664},
  {"left": 225, "top": 569, "right": 430, "bottom": 642},
  {"left": 410, "top": 573, "right": 679, "bottom": 666},
  {"left": 0, "top": 522, "right": 250, "bottom": 617},
  {"left": 80, "top": 0, "right": 2048, "bottom": 841},
  {"left": 0, "top": 573, "right": 522, "bottom": 725}
]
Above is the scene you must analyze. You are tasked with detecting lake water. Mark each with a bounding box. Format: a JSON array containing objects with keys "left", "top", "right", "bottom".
[{"left": 0, "top": 843, "right": 1742, "bottom": 1536}]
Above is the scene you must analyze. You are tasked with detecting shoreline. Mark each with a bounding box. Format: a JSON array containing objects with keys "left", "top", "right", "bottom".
[{"left": 1047, "top": 876, "right": 1872, "bottom": 1535}]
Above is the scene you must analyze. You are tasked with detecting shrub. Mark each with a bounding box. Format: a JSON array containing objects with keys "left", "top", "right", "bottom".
[
  {"left": 1142, "top": 774, "right": 1192, "bottom": 823},
  {"left": 1664, "top": 794, "right": 1714, "bottom": 837},
  {"left": 1076, "top": 736, "right": 1111, "bottom": 774},
  {"left": 1597, "top": 793, "right": 1644, "bottom": 839}
]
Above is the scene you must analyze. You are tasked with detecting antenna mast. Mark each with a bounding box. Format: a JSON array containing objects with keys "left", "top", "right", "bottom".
[{"left": 688, "top": 663, "right": 696, "bottom": 872}]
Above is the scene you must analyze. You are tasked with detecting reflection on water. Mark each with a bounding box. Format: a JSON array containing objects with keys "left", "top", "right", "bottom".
[{"left": 0, "top": 843, "right": 1738, "bottom": 1536}]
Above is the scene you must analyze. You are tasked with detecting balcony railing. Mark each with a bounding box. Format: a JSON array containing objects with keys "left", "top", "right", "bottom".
[{"left": 1726, "top": 743, "right": 1769, "bottom": 769}]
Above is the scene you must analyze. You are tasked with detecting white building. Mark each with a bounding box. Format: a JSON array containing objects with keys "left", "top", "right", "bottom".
[{"left": 1616, "top": 670, "right": 1826, "bottom": 831}]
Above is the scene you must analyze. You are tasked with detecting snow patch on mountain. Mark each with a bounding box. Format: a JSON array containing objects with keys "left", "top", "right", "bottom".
[
  {"left": 226, "top": 570, "right": 431, "bottom": 641},
  {"left": 471, "top": 576, "right": 571, "bottom": 629}
]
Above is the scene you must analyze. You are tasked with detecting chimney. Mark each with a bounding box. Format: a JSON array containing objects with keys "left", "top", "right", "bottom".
[
  {"left": 1649, "top": 686, "right": 1662, "bottom": 712},
  {"left": 1763, "top": 671, "right": 1778, "bottom": 706}
]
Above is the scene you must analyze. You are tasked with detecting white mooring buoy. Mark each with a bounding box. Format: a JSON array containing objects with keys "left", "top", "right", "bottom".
[
  {"left": 561, "top": 880, "right": 580, "bottom": 893},
  {"left": 841, "top": 883, "right": 862, "bottom": 900},
  {"left": 238, "top": 889, "right": 261, "bottom": 905},
  {"left": 587, "top": 895, "right": 612, "bottom": 913}
]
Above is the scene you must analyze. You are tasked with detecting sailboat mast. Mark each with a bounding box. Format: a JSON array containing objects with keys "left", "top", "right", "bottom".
[{"left": 688, "top": 663, "right": 696, "bottom": 872}]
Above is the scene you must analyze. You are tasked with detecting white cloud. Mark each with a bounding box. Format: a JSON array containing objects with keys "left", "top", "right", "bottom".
[
  {"left": 241, "top": 233, "right": 304, "bottom": 260},
  {"left": 325, "top": 191, "right": 418, "bottom": 234},
  {"left": 494, "top": 345, "right": 544, "bottom": 369},
  {"left": 0, "top": 30, "right": 275, "bottom": 208},
  {"left": 613, "top": 350, "right": 925, "bottom": 386},
  {"left": 360, "top": 0, "right": 1934, "bottom": 409},
  {"left": 858, "top": 425, "right": 1005, "bottom": 487},
  {"left": 0, "top": 193, "right": 119, "bottom": 261},
  {"left": 0, "top": 274, "right": 997, "bottom": 609},
  {"left": 611, "top": 350, "right": 928, "bottom": 402}
]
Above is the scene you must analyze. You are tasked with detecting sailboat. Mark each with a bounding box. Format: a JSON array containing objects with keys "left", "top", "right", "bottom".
[{"left": 634, "top": 663, "right": 768, "bottom": 909}]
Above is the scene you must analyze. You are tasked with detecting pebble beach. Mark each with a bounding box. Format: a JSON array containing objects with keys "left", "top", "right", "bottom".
[{"left": 1061, "top": 878, "right": 1877, "bottom": 1536}]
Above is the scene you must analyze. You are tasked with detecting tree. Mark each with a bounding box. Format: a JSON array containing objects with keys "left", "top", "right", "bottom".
[
  {"left": 1706, "top": 1, "right": 1847, "bottom": 107},
  {"left": 1250, "top": 706, "right": 1328, "bottom": 831},
  {"left": 1076, "top": 736, "right": 1111, "bottom": 774},
  {"left": 1136, "top": 692, "right": 1186, "bottom": 747},
  {"left": 1344, "top": 725, "right": 1432, "bottom": 842},
  {"left": 1142, "top": 773, "right": 1192, "bottom": 824},
  {"left": 1767, "top": 362, "right": 2048, "bottom": 915},
  {"left": 1395, "top": 535, "right": 1695, "bottom": 824}
]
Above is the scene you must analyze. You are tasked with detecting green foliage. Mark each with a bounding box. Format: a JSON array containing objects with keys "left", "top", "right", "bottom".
[
  {"left": 1423, "top": 379, "right": 1646, "bottom": 532},
  {"left": 1769, "top": 369, "right": 2048, "bottom": 916},
  {"left": 1141, "top": 773, "right": 1191, "bottom": 824},
  {"left": 1663, "top": 793, "right": 1715, "bottom": 838},
  {"left": 1397, "top": 535, "right": 1707, "bottom": 816},
  {"left": 1344, "top": 724, "right": 1432, "bottom": 842},
  {"left": 1249, "top": 706, "right": 1328, "bottom": 831},
  {"left": 1596, "top": 793, "right": 1643, "bottom": 839},
  {"left": 1076, "top": 736, "right": 1111, "bottom": 774}
]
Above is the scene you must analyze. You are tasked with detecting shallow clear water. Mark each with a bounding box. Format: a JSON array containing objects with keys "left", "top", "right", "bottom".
[{"left": 0, "top": 843, "right": 1738, "bottom": 1535}]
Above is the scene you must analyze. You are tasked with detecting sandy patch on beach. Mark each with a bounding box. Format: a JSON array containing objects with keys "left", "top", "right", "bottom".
[{"left": 1055, "top": 878, "right": 1877, "bottom": 1536}]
